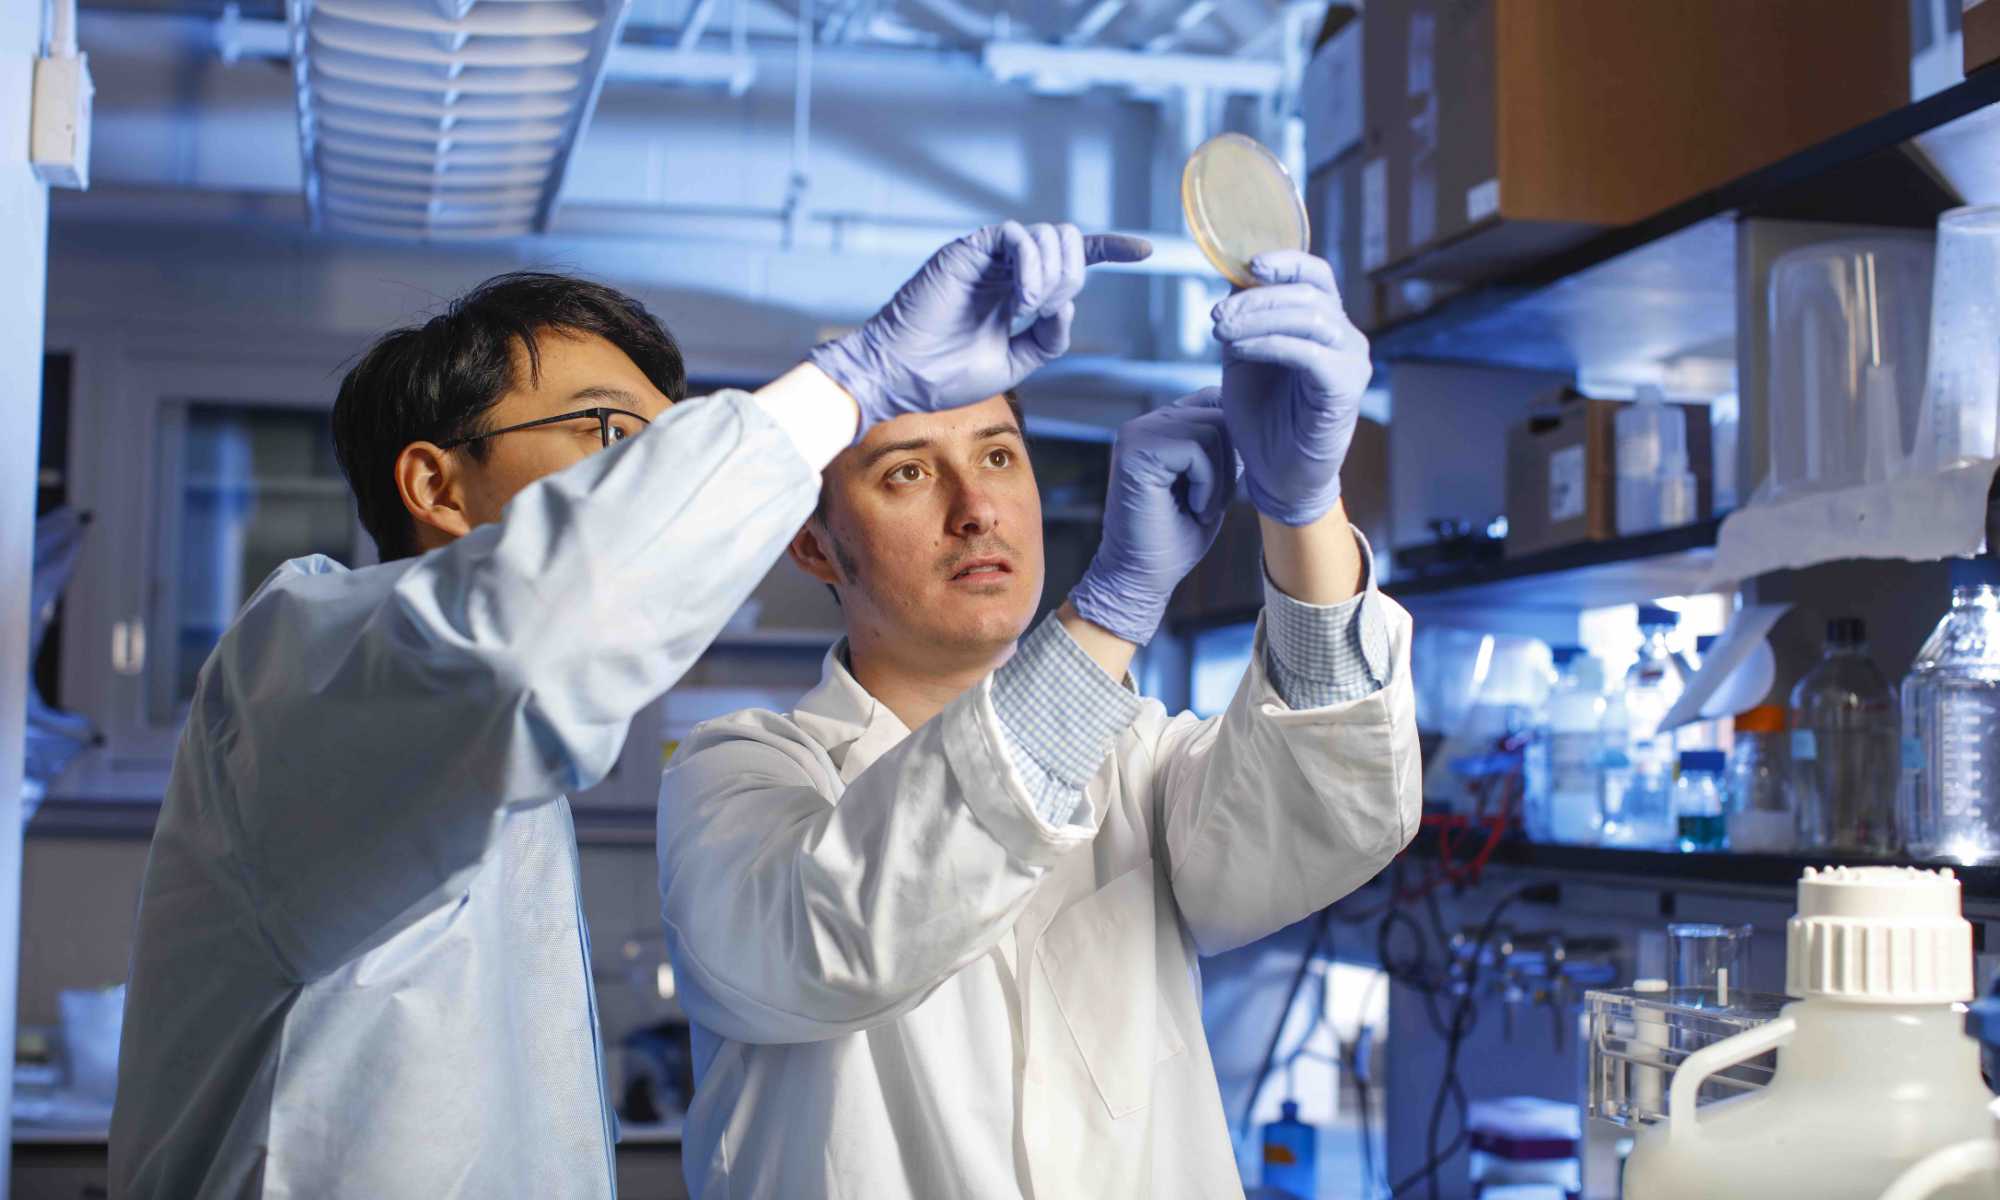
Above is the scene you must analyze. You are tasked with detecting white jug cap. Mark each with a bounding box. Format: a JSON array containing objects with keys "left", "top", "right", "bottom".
[{"left": 1786, "top": 866, "right": 1973, "bottom": 1004}]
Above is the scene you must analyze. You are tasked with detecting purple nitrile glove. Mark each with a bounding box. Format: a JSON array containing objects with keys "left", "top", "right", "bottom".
[
  {"left": 809, "top": 222, "right": 1153, "bottom": 437},
  {"left": 1213, "top": 250, "right": 1372, "bottom": 526},
  {"left": 1069, "top": 390, "right": 1239, "bottom": 646}
]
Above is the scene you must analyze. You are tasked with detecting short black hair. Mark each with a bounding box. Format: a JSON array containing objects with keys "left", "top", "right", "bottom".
[{"left": 331, "top": 271, "right": 687, "bottom": 561}]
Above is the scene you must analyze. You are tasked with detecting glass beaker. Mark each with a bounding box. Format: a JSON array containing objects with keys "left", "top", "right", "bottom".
[
  {"left": 1667, "top": 922, "right": 1754, "bottom": 1005},
  {"left": 1921, "top": 206, "right": 2000, "bottom": 472}
]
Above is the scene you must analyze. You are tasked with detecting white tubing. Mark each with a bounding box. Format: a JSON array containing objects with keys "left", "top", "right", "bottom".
[{"left": 1877, "top": 1139, "right": 2000, "bottom": 1200}]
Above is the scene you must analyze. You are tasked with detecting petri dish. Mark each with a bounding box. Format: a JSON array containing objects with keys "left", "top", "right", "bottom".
[{"left": 1180, "top": 132, "right": 1310, "bottom": 288}]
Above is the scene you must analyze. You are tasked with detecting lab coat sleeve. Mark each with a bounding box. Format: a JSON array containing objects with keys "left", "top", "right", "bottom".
[
  {"left": 203, "top": 390, "right": 822, "bottom": 981},
  {"left": 1151, "top": 589, "right": 1422, "bottom": 957},
  {"left": 657, "top": 666, "right": 1112, "bottom": 1044}
]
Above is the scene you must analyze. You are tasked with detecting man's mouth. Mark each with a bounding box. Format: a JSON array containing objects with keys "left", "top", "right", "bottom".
[{"left": 950, "top": 559, "right": 1012, "bottom": 581}]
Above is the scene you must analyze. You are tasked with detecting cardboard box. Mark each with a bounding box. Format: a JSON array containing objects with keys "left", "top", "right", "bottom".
[
  {"left": 1362, "top": 1, "right": 1911, "bottom": 285},
  {"left": 1308, "top": 149, "right": 1381, "bottom": 332},
  {"left": 1302, "top": 7, "right": 1363, "bottom": 174},
  {"left": 1505, "top": 392, "right": 1714, "bottom": 559},
  {"left": 1969, "top": 0, "right": 2000, "bottom": 73}
]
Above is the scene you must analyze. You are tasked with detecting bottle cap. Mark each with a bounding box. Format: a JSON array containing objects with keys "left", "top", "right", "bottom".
[
  {"left": 1826, "top": 617, "right": 1867, "bottom": 647},
  {"left": 1636, "top": 604, "right": 1677, "bottom": 629},
  {"left": 1949, "top": 557, "right": 2000, "bottom": 591},
  {"left": 1786, "top": 866, "right": 1973, "bottom": 1004},
  {"left": 1732, "top": 704, "right": 1786, "bottom": 735},
  {"left": 1678, "top": 749, "right": 1726, "bottom": 774},
  {"left": 1279, "top": 1099, "right": 1300, "bottom": 1122}
]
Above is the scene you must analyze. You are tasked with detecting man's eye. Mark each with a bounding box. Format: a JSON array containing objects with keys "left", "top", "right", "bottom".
[
  {"left": 890, "top": 463, "right": 924, "bottom": 484},
  {"left": 986, "top": 448, "right": 1013, "bottom": 467},
  {"left": 608, "top": 424, "right": 629, "bottom": 442}
]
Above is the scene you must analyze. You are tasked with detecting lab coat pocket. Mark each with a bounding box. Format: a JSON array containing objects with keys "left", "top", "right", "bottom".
[{"left": 1035, "top": 862, "right": 1185, "bottom": 1120}]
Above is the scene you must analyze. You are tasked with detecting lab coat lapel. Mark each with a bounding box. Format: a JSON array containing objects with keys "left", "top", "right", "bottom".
[{"left": 788, "top": 640, "right": 911, "bottom": 785}]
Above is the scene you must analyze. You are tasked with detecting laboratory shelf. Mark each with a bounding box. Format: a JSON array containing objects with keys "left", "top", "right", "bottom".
[
  {"left": 1400, "top": 828, "right": 2000, "bottom": 903},
  {"left": 1386, "top": 516, "right": 1723, "bottom": 609},
  {"left": 1367, "top": 65, "right": 2000, "bottom": 375}
]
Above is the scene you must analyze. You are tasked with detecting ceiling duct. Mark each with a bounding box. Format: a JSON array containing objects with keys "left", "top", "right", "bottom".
[{"left": 286, "top": 0, "right": 633, "bottom": 239}]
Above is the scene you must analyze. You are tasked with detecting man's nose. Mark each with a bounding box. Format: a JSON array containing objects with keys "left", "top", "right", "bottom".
[{"left": 946, "top": 475, "right": 999, "bottom": 537}]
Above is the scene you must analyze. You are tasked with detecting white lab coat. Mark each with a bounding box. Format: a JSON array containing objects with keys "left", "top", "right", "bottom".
[
  {"left": 657, "top": 602, "right": 1422, "bottom": 1199},
  {"left": 110, "top": 391, "right": 822, "bottom": 1199}
]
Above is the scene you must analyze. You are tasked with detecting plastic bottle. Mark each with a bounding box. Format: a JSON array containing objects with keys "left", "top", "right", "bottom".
[
  {"left": 1259, "top": 1099, "right": 1316, "bottom": 1200},
  {"left": 1792, "top": 619, "right": 1900, "bottom": 855},
  {"left": 1903, "top": 558, "right": 2000, "bottom": 864},
  {"left": 1616, "top": 387, "right": 1698, "bottom": 537},
  {"left": 1674, "top": 750, "right": 1728, "bottom": 852},
  {"left": 1603, "top": 607, "right": 1687, "bottom": 848},
  {"left": 1622, "top": 867, "right": 1990, "bottom": 1200},
  {"left": 1525, "top": 647, "right": 1607, "bottom": 844},
  {"left": 1725, "top": 705, "right": 1795, "bottom": 853}
]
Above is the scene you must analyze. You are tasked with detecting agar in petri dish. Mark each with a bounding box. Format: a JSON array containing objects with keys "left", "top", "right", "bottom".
[{"left": 1180, "top": 132, "right": 1310, "bottom": 289}]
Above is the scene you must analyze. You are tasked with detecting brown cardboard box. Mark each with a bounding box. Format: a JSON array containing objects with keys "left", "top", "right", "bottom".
[
  {"left": 1969, "top": 0, "right": 2000, "bottom": 74},
  {"left": 1362, "top": 1, "right": 1911, "bottom": 285},
  {"left": 1307, "top": 150, "right": 1381, "bottom": 333},
  {"left": 1505, "top": 392, "right": 1713, "bottom": 559}
]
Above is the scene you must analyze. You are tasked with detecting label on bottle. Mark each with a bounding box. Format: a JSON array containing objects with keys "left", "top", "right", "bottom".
[
  {"left": 1902, "top": 735, "right": 1924, "bottom": 773},
  {"left": 1548, "top": 445, "right": 1586, "bottom": 523},
  {"left": 1791, "top": 729, "right": 1817, "bottom": 761}
]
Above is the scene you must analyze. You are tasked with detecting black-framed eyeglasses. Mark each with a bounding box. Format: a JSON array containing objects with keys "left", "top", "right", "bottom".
[{"left": 437, "top": 406, "right": 651, "bottom": 452}]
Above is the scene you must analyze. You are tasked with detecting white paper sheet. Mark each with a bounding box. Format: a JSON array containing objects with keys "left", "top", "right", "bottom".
[{"left": 1658, "top": 604, "right": 1792, "bottom": 734}]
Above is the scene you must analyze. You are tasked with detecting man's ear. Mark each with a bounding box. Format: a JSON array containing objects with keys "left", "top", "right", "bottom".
[
  {"left": 788, "top": 518, "right": 843, "bottom": 588},
  {"left": 394, "top": 442, "right": 474, "bottom": 547}
]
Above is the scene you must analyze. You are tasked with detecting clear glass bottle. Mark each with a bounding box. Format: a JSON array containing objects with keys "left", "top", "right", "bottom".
[
  {"left": 1791, "top": 619, "right": 1900, "bottom": 855},
  {"left": 1526, "top": 648, "right": 1608, "bottom": 844},
  {"left": 1674, "top": 750, "right": 1728, "bottom": 852},
  {"left": 1725, "top": 705, "right": 1795, "bottom": 853},
  {"left": 1902, "top": 557, "right": 2000, "bottom": 863},
  {"left": 1605, "top": 607, "right": 1688, "bottom": 849}
]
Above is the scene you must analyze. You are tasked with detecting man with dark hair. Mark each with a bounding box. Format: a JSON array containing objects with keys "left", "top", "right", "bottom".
[
  {"left": 657, "top": 251, "right": 1420, "bottom": 1198},
  {"left": 109, "top": 223, "right": 1150, "bottom": 1199}
]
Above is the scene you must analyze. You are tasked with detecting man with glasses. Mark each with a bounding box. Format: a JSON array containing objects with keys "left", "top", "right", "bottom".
[{"left": 110, "top": 224, "right": 1149, "bottom": 1198}]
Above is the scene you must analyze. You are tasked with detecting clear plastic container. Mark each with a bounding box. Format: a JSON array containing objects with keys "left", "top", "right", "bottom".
[
  {"left": 1711, "top": 392, "right": 1740, "bottom": 512},
  {"left": 1587, "top": 985, "right": 1789, "bottom": 1128},
  {"left": 1524, "top": 647, "right": 1607, "bottom": 844},
  {"left": 1616, "top": 388, "right": 1699, "bottom": 536},
  {"left": 1726, "top": 705, "right": 1795, "bottom": 853},
  {"left": 1667, "top": 922, "right": 1753, "bottom": 1000},
  {"left": 1674, "top": 751, "right": 1728, "bottom": 852},
  {"left": 1902, "top": 557, "right": 2000, "bottom": 863},
  {"left": 1792, "top": 618, "right": 1901, "bottom": 855},
  {"left": 1921, "top": 206, "right": 2000, "bottom": 472},
  {"left": 1603, "top": 607, "right": 1688, "bottom": 849},
  {"left": 1765, "top": 236, "right": 1935, "bottom": 500}
]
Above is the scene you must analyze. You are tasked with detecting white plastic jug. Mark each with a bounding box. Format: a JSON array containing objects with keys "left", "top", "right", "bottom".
[{"left": 1623, "top": 867, "right": 1992, "bottom": 1200}]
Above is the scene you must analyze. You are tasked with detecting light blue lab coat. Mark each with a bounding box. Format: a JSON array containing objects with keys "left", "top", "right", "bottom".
[{"left": 108, "top": 390, "right": 820, "bottom": 1199}]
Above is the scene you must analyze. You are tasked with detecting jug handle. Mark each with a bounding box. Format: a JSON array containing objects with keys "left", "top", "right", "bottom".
[
  {"left": 1876, "top": 1139, "right": 2000, "bottom": 1200},
  {"left": 1666, "top": 1014, "right": 1796, "bottom": 1145}
]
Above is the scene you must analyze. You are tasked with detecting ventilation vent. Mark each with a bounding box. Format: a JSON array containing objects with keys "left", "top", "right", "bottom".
[{"left": 288, "top": 0, "right": 632, "bottom": 239}]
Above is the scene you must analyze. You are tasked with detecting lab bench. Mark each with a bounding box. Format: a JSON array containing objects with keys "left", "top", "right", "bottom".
[{"left": 8, "top": 1123, "right": 688, "bottom": 1200}]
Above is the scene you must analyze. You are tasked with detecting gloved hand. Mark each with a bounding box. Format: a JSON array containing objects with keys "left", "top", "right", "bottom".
[
  {"left": 1213, "top": 251, "right": 1371, "bottom": 526},
  {"left": 1069, "top": 390, "right": 1238, "bottom": 646},
  {"left": 810, "top": 222, "right": 1153, "bottom": 435}
]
